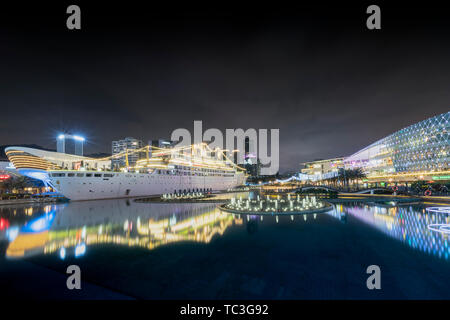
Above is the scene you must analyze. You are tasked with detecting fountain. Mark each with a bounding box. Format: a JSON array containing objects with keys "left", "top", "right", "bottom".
[{"left": 219, "top": 193, "right": 333, "bottom": 215}]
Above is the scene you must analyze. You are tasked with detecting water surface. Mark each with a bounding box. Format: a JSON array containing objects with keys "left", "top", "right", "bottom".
[{"left": 0, "top": 194, "right": 449, "bottom": 299}]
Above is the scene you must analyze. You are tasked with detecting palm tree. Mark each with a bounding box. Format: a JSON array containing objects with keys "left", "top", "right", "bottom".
[
  {"left": 330, "top": 175, "right": 339, "bottom": 188},
  {"left": 338, "top": 168, "right": 350, "bottom": 190},
  {"left": 351, "top": 168, "right": 366, "bottom": 190},
  {"left": 337, "top": 168, "right": 366, "bottom": 190}
]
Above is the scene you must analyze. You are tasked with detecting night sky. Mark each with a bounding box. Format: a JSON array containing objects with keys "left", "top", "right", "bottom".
[{"left": 1, "top": 2, "right": 450, "bottom": 172}]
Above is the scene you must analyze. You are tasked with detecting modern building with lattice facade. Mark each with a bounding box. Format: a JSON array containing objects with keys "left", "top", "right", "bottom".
[{"left": 344, "top": 111, "right": 449, "bottom": 182}]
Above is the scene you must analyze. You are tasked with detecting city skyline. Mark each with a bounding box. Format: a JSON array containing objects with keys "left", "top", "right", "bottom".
[{"left": 1, "top": 3, "right": 450, "bottom": 172}]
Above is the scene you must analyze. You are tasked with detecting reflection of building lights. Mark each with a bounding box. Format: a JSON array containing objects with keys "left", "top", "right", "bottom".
[
  {"left": 8, "top": 206, "right": 241, "bottom": 259},
  {"left": 6, "top": 226, "right": 19, "bottom": 242},
  {"left": 0, "top": 218, "right": 9, "bottom": 230},
  {"left": 75, "top": 243, "right": 86, "bottom": 257},
  {"left": 426, "top": 207, "right": 450, "bottom": 214},
  {"left": 428, "top": 224, "right": 450, "bottom": 235},
  {"left": 59, "top": 247, "right": 66, "bottom": 260},
  {"left": 25, "top": 213, "right": 54, "bottom": 233}
]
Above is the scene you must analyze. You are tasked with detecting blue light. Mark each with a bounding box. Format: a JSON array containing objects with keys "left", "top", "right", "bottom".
[
  {"left": 59, "top": 247, "right": 66, "bottom": 260},
  {"left": 75, "top": 243, "right": 86, "bottom": 257},
  {"left": 6, "top": 226, "right": 19, "bottom": 242},
  {"left": 58, "top": 134, "right": 65, "bottom": 140},
  {"left": 22, "top": 212, "right": 55, "bottom": 233}
]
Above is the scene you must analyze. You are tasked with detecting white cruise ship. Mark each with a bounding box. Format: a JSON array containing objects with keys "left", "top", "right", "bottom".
[{"left": 5, "top": 143, "right": 247, "bottom": 201}]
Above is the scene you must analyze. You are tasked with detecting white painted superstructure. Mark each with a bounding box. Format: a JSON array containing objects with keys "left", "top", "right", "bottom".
[
  {"left": 48, "top": 168, "right": 246, "bottom": 201},
  {"left": 5, "top": 144, "right": 247, "bottom": 201}
]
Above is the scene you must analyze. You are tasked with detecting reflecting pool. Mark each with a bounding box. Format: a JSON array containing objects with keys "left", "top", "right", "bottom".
[{"left": 0, "top": 194, "right": 449, "bottom": 299}]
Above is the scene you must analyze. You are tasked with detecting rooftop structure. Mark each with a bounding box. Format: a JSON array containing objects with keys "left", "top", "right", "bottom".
[{"left": 57, "top": 134, "right": 85, "bottom": 156}]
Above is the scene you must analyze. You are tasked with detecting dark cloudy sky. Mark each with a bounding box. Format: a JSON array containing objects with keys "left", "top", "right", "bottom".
[{"left": 1, "top": 2, "right": 449, "bottom": 172}]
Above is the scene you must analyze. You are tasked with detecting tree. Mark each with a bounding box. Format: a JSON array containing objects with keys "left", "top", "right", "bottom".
[
  {"left": 351, "top": 167, "right": 367, "bottom": 190},
  {"left": 14, "top": 176, "right": 29, "bottom": 192},
  {"left": 338, "top": 168, "right": 350, "bottom": 189},
  {"left": 2, "top": 178, "right": 14, "bottom": 193},
  {"left": 2, "top": 176, "right": 30, "bottom": 193},
  {"left": 338, "top": 168, "right": 366, "bottom": 190}
]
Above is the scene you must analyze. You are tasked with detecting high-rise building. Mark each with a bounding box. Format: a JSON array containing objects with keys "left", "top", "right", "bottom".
[
  {"left": 56, "top": 134, "right": 84, "bottom": 156},
  {"left": 112, "top": 137, "right": 143, "bottom": 169},
  {"left": 148, "top": 139, "right": 174, "bottom": 157},
  {"left": 244, "top": 137, "right": 260, "bottom": 177}
]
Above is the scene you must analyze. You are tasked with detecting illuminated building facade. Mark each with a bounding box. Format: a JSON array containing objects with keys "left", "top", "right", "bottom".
[
  {"left": 344, "top": 111, "right": 450, "bottom": 182},
  {"left": 244, "top": 137, "right": 260, "bottom": 177},
  {"left": 301, "top": 157, "right": 344, "bottom": 177},
  {"left": 112, "top": 137, "right": 144, "bottom": 168}
]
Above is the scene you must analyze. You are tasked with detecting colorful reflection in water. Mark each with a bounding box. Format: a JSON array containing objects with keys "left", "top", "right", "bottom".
[
  {"left": 1, "top": 197, "right": 449, "bottom": 263},
  {"left": 331, "top": 203, "right": 450, "bottom": 260},
  {"left": 2, "top": 200, "right": 243, "bottom": 259}
]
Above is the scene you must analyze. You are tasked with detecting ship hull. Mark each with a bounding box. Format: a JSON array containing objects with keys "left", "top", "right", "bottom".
[{"left": 49, "top": 170, "right": 247, "bottom": 201}]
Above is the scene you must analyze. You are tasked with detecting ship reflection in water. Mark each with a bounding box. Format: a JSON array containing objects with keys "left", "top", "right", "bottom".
[
  {"left": 1, "top": 197, "right": 449, "bottom": 262},
  {"left": 3, "top": 199, "right": 245, "bottom": 260}
]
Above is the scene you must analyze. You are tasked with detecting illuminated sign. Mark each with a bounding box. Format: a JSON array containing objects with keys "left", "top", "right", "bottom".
[{"left": 0, "top": 174, "right": 11, "bottom": 180}]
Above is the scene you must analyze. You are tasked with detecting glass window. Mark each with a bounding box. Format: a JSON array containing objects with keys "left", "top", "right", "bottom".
[{"left": 51, "top": 173, "right": 65, "bottom": 177}]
